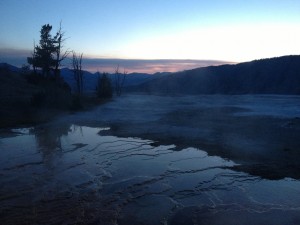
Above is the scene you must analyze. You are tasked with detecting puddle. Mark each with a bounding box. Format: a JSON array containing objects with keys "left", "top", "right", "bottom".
[{"left": 1, "top": 124, "right": 300, "bottom": 224}]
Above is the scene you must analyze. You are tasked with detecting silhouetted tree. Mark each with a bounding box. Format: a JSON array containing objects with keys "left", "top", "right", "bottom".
[
  {"left": 53, "top": 22, "right": 70, "bottom": 80},
  {"left": 97, "top": 72, "right": 113, "bottom": 98},
  {"left": 72, "top": 51, "right": 84, "bottom": 95},
  {"left": 27, "top": 24, "right": 56, "bottom": 77},
  {"left": 114, "top": 65, "right": 127, "bottom": 96},
  {"left": 27, "top": 23, "right": 69, "bottom": 80},
  {"left": 25, "top": 24, "right": 73, "bottom": 109},
  {"left": 27, "top": 41, "right": 37, "bottom": 74}
]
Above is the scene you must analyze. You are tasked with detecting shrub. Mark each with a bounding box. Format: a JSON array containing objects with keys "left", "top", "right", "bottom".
[{"left": 96, "top": 73, "right": 113, "bottom": 98}]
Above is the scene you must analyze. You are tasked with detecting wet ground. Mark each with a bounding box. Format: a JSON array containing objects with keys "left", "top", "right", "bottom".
[{"left": 1, "top": 94, "right": 300, "bottom": 224}]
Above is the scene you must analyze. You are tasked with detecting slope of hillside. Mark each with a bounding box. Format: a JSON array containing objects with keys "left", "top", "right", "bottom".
[{"left": 130, "top": 55, "right": 300, "bottom": 95}]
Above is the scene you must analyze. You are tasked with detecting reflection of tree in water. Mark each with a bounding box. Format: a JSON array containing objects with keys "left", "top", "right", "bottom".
[{"left": 32, "top": 123, "right": 71, "bottom": 166}]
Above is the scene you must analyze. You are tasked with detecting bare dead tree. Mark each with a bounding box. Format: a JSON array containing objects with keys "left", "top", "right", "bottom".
[
  {"left": 72, "top": 51, "right": 83, "bottom": 95},
  {"left": 28, "top": 40, "right": 37, "bottom": 74},
  {"left": 114, "top": 65, "right": 127, "bottom": 96},
  {"left": 53, "top": 22, "right": 70, "bottom": 81}
]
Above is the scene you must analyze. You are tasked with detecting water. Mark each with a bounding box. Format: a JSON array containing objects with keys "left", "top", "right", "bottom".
[{"left": 1, "top": 124, "right": 300, "bottom": 224}]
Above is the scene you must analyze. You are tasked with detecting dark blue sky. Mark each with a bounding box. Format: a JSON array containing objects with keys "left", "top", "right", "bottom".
[{"left": 0, "top": 0, "right": 299, "bottom": 72}]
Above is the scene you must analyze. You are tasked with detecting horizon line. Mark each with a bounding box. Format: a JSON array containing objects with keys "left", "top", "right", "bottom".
[
  {"left": 2, "top": 48, "right": 298, "bottom": 74},
  {"left": 0, "top": 50, "right": 235, "bottom": 73}
]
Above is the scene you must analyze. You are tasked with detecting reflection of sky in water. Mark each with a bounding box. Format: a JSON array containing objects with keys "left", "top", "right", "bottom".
[{"left": 0, "top": 125, "right": 300, "bottom": 224}]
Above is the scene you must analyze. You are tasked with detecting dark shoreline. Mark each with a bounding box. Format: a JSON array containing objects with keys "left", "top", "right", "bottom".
[{"left": 0, "top": 96, "right": 111, "bottom": 129}]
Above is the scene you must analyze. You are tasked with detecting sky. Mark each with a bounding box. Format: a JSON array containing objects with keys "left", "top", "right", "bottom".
[{"left": 0, "top": 0, "right": 299, "bottom": 73}]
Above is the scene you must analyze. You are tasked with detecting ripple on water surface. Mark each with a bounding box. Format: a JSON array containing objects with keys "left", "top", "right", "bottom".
[{"left": 0, "top": 125, "right": 300, "bottom": 225}]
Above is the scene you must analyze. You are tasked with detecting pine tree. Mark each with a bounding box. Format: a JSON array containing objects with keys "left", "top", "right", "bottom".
[
  {"left": 28, "top": 24, "right": 55, "bottom": 77},
  {"left": 27, "top": 23, "right": 68, "bottom": 79}
]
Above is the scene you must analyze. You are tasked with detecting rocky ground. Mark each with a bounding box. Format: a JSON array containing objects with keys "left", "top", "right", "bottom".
[{"left": 59, "top": 94, "right": 300, "bottom": 180}]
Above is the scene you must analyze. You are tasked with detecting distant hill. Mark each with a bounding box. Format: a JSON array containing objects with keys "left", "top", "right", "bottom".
[
  {"left": 129, "top": 55, "right": 300, "bottom": 95},
  {"left": 2, "top": 55, "right": 300, "bottom": 95},
  {"left": 0, "top": 63, "right": 20, "bottom": 73},
  {"left": 60, "top": 68, "right": 97, "bottom": 93},
  {"left": 60, "top": 68, "right": 163, "bottom": 93},
  {"left": 0, "top": 62, "right": 160, "bottom": 94}
]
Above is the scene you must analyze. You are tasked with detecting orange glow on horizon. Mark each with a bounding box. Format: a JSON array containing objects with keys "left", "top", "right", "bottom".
[{"left": 82, "top": 59, "right": 233, "bottom": 74}]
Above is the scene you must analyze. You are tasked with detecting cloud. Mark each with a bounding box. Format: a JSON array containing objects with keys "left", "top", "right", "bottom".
[
  {"left": 0, "top": 48, "right": 232, "bottom": 73},
  {"left": 0, "top": 48, "right": 31, "bottom": 66},
  {"left": 82, "top": 58, "right": 232, "bottom": 74}
]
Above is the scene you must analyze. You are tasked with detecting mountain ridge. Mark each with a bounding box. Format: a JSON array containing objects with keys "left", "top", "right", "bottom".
[
  {"left": 2, "top": 55, "right": 300, "bottom": 95},
  {"left": 128, "top": 55, "right": 300, "bottom": 95}
]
